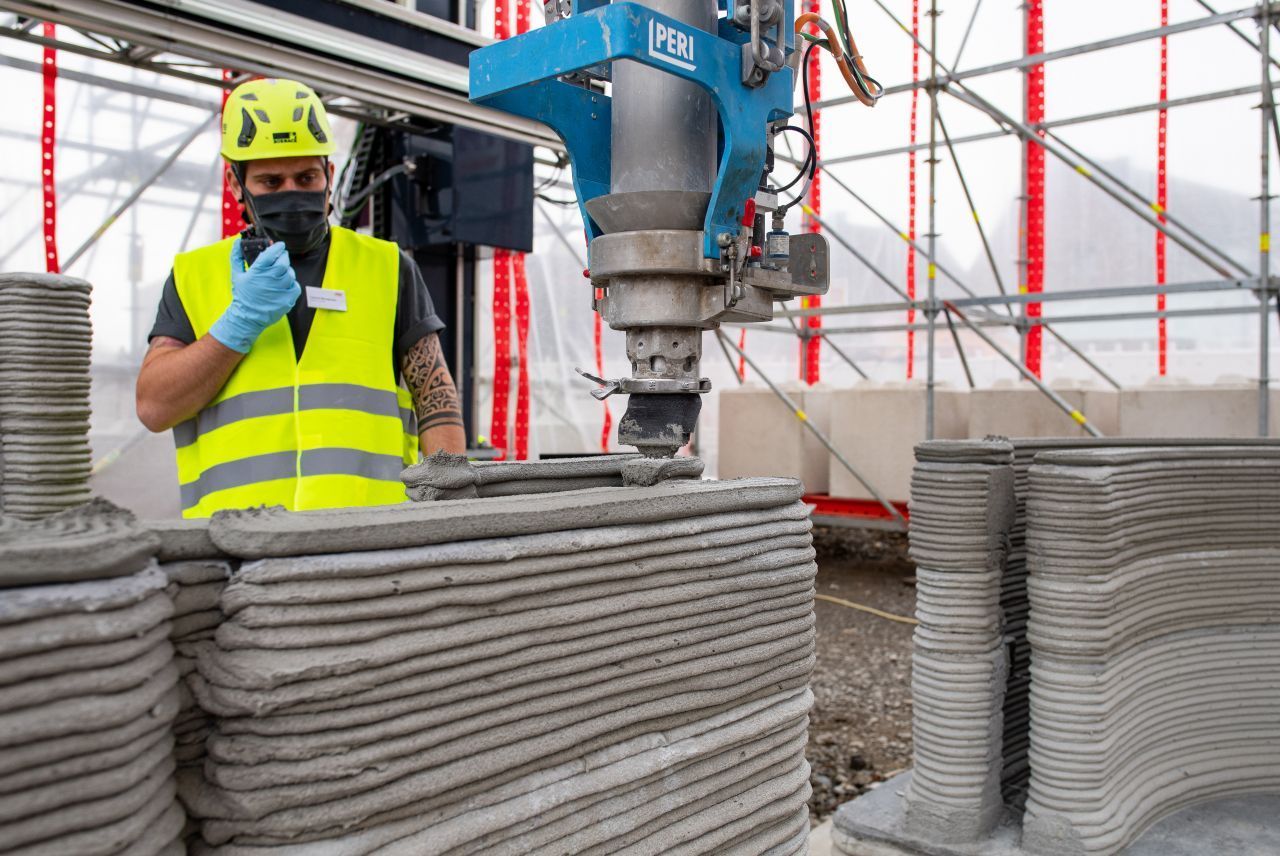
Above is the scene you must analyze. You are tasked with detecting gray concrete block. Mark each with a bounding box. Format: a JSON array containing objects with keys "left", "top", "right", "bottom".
[{"left": 717, "top": 383, "right": 832, "bottom": 493}]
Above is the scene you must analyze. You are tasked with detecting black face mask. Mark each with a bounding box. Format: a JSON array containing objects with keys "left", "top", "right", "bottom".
[{"left": 246, "top": 188, "right": 330, "bottom": 255}]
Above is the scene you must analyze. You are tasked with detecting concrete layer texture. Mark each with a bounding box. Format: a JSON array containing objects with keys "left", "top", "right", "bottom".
[
  {"left": 0, "top": 502, "right": 185, "bottom": 855},
  {"left": 718, "top": 383, "right": 833, "bottom": 494},
  {"left": 0, "top": 272, "right": 96, "bottom": 519},
  {"left": 834, "top": 438, "right": 1280, "bottom": 856},
  {"left": 827, "top": 382, "right": 969, "bottom": 503},
  {"left": 902, "top": 440, "right": 1016, "bottom": 842},
  {"left": 1021, "top": 446, "right": 1280, "bottom": 854},
  {"left": 179, "top": 474, "right": 815, "bottom": 853}
]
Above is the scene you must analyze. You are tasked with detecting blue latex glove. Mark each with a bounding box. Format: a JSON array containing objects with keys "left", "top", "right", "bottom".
[{"left": 209, "top": 239, "right": 301, "bottom": 353}]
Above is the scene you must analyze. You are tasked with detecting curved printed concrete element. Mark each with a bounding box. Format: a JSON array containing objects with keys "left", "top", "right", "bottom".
[
  {"left": 0, "top": 501, "right": 160, "bottom": 585},
  {"left": 901, "top": 440, "right": 1017, "bottom": 844},
  {"left": 208, "top": 477, "right": 802, "bottom": 557},
  {"left": 0, "top": 565, "right": 166, "bottom": 625},
  {"left": 401, "top": 452, "right": 691, "bottom": 501},
  {"left": 1022, "top": 446, "right": 1280, "bottom": 855},
  {"left": 148, "top": 520, "right": 229, "bottom": 562}
]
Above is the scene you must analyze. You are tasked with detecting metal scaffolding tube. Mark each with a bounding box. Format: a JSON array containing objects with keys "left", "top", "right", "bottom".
[
  {"left": 935, "top": 107, "right": 1011, "bottom": 310},
  {"left": 62, "top": 112, "right": 219, "bottom": 271},
  {"left": 821, "top": 84, "right": 1263, "bottom": 166},
  {"left": 943, "top": 307, "right": 976, "bottom": 388},
  {"left": 943, "top": 302, "right": 1104, "bottom": 437},
  {"left": 775, "top": 278, "right": 1253, "bottom": 319},
  {"left": 1261, "top": 4, "right": 1274, "bottom": 436},
  {"left": 951, "top": 0, "right": 982, "bottom": 70},
  {"left": 925, "top": 0, "right": 939, "bottom": 439},
  {"left": 811, "top": 304, "right": 1263, "bottom": 337},
  {"left": 1044, "top": 127, "right": 1253, "bottom": 277},
  {"left": 716, "top": 329, "right": 908, "bottom": 530},
  {"left": 1193, "top": 0, "right": 1280, "bottom": 72},
  {"left": 817, "top": 3, "right": 1274, "bottom": 110}
]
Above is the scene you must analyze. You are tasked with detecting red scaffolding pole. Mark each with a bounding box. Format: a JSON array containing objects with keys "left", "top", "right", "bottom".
[
  {"left": 801, "top": 0, "right": 822, "bottom": 385},
  {"left": 489, "top": 0, "right": 514, "bottom": 459},
  {"left": 220, "top": 69, "right": 241, "bottom": 240},
  {"left": 906, "top": 0, "right": 919, "bottom": 379},
  {"left": 40, "top": 22, "right": 58, "bottom": 273},
  {"left": 1156, "top": 0, "right": 1169, "bottom": 375},
  {"left": 511, "top": 0, "right": 533, "bottom": 460},
  {"left": 1024, "top": 0, "right": 1046, "bottom": 378}
]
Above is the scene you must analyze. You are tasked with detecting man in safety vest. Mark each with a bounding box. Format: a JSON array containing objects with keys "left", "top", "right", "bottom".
[{"left": 136, "top": 78, "right": 466, "bottom": 518}]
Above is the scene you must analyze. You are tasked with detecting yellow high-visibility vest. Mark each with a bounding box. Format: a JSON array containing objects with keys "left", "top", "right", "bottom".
[{"left": 172, "top": 226, "right": 418, "bottom": 518}]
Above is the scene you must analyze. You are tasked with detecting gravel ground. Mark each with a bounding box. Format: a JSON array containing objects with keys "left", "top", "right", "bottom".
[{"left": 806, "top": 526, "right": 917, "bottom": 822}]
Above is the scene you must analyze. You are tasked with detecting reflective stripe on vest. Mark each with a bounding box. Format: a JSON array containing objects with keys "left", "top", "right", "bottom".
[{"left": 172, "top": 226, "right": 419, "bottom": 518}]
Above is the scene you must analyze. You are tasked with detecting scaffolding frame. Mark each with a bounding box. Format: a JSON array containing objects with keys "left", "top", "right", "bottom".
[{"left": 723, "top": 1, "right": 1280, "bottom": 467}]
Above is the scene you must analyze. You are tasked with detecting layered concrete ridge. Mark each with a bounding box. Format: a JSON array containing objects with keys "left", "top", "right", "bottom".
[
  {"left": 183, "top": 477, "right": 816, "bottom": 853},
  {"left": 401, "top": 451, "right": 703, "bottom": 501},
  {"left": 901, "top": 440, "right": 1016, "bottom": 842},
  {"left": 1021, "top": 446, "right": 1280, "bottom": 855},
  {"left": 0, "top": 272, "right": 95, "bottom": 519},
  {"left": 0, "top": 507, "right": 184, "bottom": 854}
]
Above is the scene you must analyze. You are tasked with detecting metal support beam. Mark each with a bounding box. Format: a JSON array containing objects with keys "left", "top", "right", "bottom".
[
  {"left": 1261, "top": 3, "right": 1275, "bottom": 436},
  {"left": 816, "top": 3, "right": 1277, "bottom": 109}
]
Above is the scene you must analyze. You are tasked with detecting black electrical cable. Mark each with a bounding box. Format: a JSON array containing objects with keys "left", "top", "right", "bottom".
[
  {"left": 340, "top": 161, "right": 411, "bottom": 219},
  {"left": 772, "top": 125, "right": 815, "bottom": 195},
  {"left": 777, "top": 42, "right": 820, "bottom": 212}
]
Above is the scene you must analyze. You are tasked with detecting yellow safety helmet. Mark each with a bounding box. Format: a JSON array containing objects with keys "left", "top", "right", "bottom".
[{"left": 220, "top": 78, "right": 336, "bottom": 162}]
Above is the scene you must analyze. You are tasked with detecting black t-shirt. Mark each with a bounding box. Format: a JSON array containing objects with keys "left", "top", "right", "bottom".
[{"left": 148, "top": 232, "right": 445, "bottom": 374}]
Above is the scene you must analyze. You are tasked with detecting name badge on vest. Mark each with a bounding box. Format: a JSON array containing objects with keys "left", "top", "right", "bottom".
[{"left": 306, "top": 287, "right": 347, "bottom": 311}]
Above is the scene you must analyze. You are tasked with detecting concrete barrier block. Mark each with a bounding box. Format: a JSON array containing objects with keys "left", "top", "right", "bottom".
[
  {"left": 1118, "top": 378, "right": 1258, "bottom": 438},
  {"left": 827, "top": 383, "right": 969, "bottom": 503},
  {"left": 717, "top": 383, "right": 830, "bottom": 493},
  {"left": 968, "top": 381, "right": 1117, "bottom": 439}
]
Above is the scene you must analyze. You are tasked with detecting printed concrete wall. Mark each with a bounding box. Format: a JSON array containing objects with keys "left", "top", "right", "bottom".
[
  {"left": 0, "top": 500, "right": 185, "bottom": 853},
  {"left": 718, "top": 383, "right": 833, "bottom": 494},
  {"left": 833, "top": 438, "right": 1280, "bottom": 856},
  {"left": 1021, "top": 446, "right": 1280, "bottom": 854},
  {"left": 174, "top": 477, "right": 817, "bottom": 854},
  {"left": 0, "top": 273, "right": 95, "bottom": 518},
  {"left": 1, "top": 476, "right": 816, "bottom": 855},
  {"left": 1115, "top": 379, "right": 1258, "bottom": 438}
]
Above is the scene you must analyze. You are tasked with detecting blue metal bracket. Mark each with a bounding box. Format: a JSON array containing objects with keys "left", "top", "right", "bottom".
[{"left": 470, "top": 2, "right": 793, "bottom": 259}]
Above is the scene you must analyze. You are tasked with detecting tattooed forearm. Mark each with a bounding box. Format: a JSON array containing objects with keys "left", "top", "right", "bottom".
[{"left": 403, "top": 333, "right": 465, "bottom": 432}]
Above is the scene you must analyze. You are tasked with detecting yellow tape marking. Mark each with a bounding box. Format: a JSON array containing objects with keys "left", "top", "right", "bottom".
[
  {"left": 928, "top": 263, "right": 937, "bottom": 280},
  {"left": 1019, "top": 285, "right": 1029, "bottom": 295},
  {"left": 1070, "top": 410, "right": 1088, "bottom": 426},
  {"left": 899, "top": 231, "right": 911, "bottom": 242},
  {"left": 795, "top": 409, "right": 809, "bottom": 422},
  {"left": 972, "top": 210, "right": 981, "bottom": 224},
  {"left": 1075, "top": 165, "right": 1092, "bottom": 177},
  {"left": 1150, "top": 202, "right": 1165, "bottom": 215},
  {"left": 801, "top": 204, "right": 816, "bottom": 217},
  {"left": 1263, "top": 233, "right": 1272, "bottom": 253}
]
